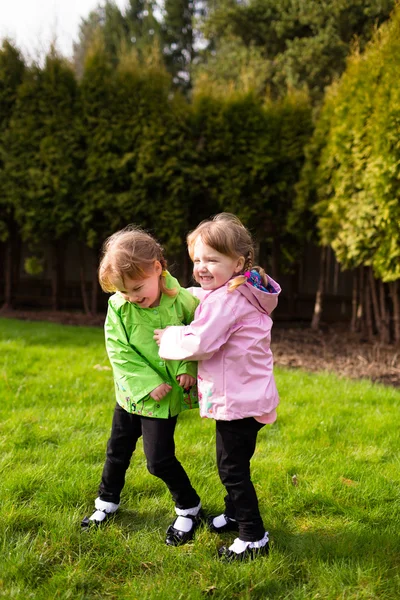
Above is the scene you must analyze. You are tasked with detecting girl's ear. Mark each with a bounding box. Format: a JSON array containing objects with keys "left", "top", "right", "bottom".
[
  {"left": 234, "top": 256, "right": 245, "bottom": 273},
  {"left": 154, "top": 260, "right": 163, "bottom": 276}
]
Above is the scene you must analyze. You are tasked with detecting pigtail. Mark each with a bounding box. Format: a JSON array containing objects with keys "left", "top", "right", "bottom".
[
  {"left": 159, "top": 255, "right": 177, "bottom": 297},
  {"left": 228, "top": 250, "right": 254, "bottom": 292}
]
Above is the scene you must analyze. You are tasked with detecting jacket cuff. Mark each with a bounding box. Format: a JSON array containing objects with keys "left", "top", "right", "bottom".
[{"left": 176, "top": 361, "right": 197, "bottom": 379}]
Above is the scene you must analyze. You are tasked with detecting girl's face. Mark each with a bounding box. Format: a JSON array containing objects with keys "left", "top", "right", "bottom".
[
  {"left": 192, "top": 238, "right": 244, "bottom": 291},
  {"left": 119, "top": 261, "right": 162, "bottom": 308}
]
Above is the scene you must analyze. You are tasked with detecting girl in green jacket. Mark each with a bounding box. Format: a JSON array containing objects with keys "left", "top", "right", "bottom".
[{"left": 81, "top": 226, "right": 202, "bottom": 546}]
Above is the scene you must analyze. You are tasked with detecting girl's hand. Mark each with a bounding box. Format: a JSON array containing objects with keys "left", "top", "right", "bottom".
[
  {"left": 150, "top": 383, "right": 172, "bottom": 400},
  {"left": 176, "top": 374, "right": 196, "bottom": 389},
  {"left": 154, "top": 328, "right": 166, "bottom": 346}
]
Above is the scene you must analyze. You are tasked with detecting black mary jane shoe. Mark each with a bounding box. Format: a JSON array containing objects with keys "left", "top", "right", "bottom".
[
  {"left": 207, "top": 514, "right": 239, "bottom": 534},
  {"left": 165, "top": 512, "right": 202, "bottom": 547},
  {"left": 218, "top": 542, "right": 269, "bottom": 562},
  {"left": 81, "top": 510, "right": 114, "bottom": 530}
]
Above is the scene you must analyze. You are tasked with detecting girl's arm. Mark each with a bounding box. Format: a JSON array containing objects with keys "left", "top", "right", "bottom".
[
  {"left": 106, "top": 303, "right": 166, "bottom": 404},
  {"left": 157, "top": 294, "right": 237, "bottom": 362},
  {"left": 173, "top": 288, "right": 200, "bottom": 379}
]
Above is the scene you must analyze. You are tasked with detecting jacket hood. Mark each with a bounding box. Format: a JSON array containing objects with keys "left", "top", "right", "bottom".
[{"left": 237, "top": 273, "right": 281, "bottom": 315}]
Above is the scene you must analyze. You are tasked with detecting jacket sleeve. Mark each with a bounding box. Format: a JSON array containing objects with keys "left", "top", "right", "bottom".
[
  {"left": 173, "top": 289, "right": 199, "bottom": 378},
  {"left": 159, "top": 294, "right": 237, "bottom": 362},
  {"left": 105, "top": 302, "right": 165, "bottom": 403}
]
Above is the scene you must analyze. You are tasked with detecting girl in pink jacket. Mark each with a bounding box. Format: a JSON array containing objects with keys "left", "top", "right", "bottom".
[{"left": 154, "top": 213, "right": 281, "bottom": 561}]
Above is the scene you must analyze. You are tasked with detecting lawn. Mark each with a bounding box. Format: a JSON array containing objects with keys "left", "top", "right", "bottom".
[{"left": 1, "top": 318, "right": 399, "bottom": 599}]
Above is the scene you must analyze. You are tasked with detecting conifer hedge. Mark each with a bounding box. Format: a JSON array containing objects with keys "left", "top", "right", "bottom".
[
  {"left": 298, "top": 7, "right": 400, "bottom": 342},
  {"left": 0, "top": 41, "right": 312, "bottom": 313}
]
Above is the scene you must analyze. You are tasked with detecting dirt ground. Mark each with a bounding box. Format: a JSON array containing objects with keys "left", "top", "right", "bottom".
[{"left": 1, "top": 309, "right": 399, "bottom": 388}]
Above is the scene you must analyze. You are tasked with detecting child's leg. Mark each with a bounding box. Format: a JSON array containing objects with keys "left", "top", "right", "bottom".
[
  {"left": 98, "top": 403, "right": 142, "bottom": 503},
  {"left": 82, "top": 403, "right": 142, "bottom": 528},
  {"left": 141, "top": 415, "right": 200, "bottom": 508},
  {"left": 215, "top": 418, "right": 265, "bottom": 542},
  {"left": 141, "top": 415, "right": 201, "bottom": 546}
]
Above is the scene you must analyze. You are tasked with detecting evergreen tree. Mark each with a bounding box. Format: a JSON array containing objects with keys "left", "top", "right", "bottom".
[
  {"left": 3, "top": 50, "right": 82, "bottom": 309},
  {"left": 73, "top": 0, "right": 161, "bottom": 77},
  {"left": 0, "top": 40, "right": 25, "bottom": 308},
  {"left": 0, "top": 40, "right": 25, "bottom": 241},
  {"left": 200, "top": 0, "right": 395, "bottom": 102},
  {"left": 162, "top": 0, "right": 195, "bottom": 90},
  {"left": 298, "top": 7, "right": 400, "bottom": 339}
]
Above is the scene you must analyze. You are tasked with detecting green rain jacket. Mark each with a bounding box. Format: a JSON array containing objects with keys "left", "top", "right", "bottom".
[{"left": 105, "top": 272, "right": 199, "bottom": 419}]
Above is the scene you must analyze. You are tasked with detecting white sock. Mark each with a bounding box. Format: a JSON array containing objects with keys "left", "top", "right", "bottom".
[
  {"left": 174, "top": 516, "right": 194, "bottom": 532},
  {"left": 90, "top": 497, "right": 120, "bottom": 521},
  {"left": 229, "top": 532, "right": 269, "bottom": 553},
  {"left": 249, "top": 531, "right": 269, "bottom": 548},
  {"left": 175, "top": 501, "right": 201, "bottom": 517},
  {"left": 213, "top": 514, "right": 236, "bottom": 528},
  {"left": 173, "top": 502, "right": 201, "bottom": 532}
]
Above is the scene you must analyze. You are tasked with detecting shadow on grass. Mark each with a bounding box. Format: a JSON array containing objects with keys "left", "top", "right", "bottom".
[{"left": 273, "top": 524, "right": 400, "bottom": 569}]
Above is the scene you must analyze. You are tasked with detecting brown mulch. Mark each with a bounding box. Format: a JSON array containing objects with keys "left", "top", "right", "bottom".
[
  {"left": 272, "top": 325, "right": 400, "bottom": 388},
  {"left": 1, "top": 309, "right": 399, "bottom": 388}
]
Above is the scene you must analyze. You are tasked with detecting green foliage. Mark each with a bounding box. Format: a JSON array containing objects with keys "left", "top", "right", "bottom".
[
  {"left": 2, "top": 50, "right": 82, "bottom": 247},
  {"left": 0, "top": 40, "right": 25, "bottom": 242},
  {"left": 0, "top": 35, "right": 311, "bottom": 276},
  {"left": 187, "top": 87, "right": 312, "bottom": 269},
  {"left": 24, "top": 256, "right": 44, "bottom": 276},
  {"left": 73, "top": 1, "right": 161, "bottom": 79},
  {"left": 201, "top": 0, "right": 395, "bottom": 102},
  {"left": 161, "top": 0, "right": 195, "bottom": 90},
  {"left": 299, "top": 7, "right": 400, "bottom": 282},
  {"left": 79, "top": 40, "right": 182, "bottom": 251},
  {"left": 193, "top": 35, "right": 271, "bottom": 98}
]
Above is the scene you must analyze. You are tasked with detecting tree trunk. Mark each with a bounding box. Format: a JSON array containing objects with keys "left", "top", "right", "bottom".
[
  {"left": 364, "top": 269, "right": 374, "bottom": 341},
  {"left": 350, "top": 270, "right": 358, "bottom": 333},
  {"left": 1, "top": 238, "right": 13, "bottom": 310},
  {"left": 333, "top": 259, "right": 339, "bottom": 295},
  {"left": 91, "top": 249, "right": 99, "bottom": 315},
  {"left": 51, "top": 240, "right": 65, "bottom": 311},
  {"left": 325, "top": 246, "right": 332, "bottom": 294},
  {"left": 389, "top": 280, "right": 400, "bottom": 345},
  {"left": 379, "top": 280, "right": 390, "bottom": 344},
  {"left": 356, "top": 266, "right": 365, "bottom": 334},
  {"left": 182, "top": 248, "right": 190, "bottom": 287},
  {"left": 1, "top": 226, "right": 21, "bottom": 311},
  {"left": 368, "top": 268, "right": 380, "bottom": 339},
  {"left": 79, "top": 243, "right": 91, "bottom": 315},
  {"left": 270, "top": 237, "right": 279, "bottom": 281},
  {"left": 288, "top": 271, "right": 298, "bottom": 319},
  {"left": 311, "top": 246, "right": 327, "bottom": 330}
]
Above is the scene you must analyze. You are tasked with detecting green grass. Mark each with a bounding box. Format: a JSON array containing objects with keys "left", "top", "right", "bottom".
[{"left": 0, "top": 317, "right": 399, "bottom": 600}]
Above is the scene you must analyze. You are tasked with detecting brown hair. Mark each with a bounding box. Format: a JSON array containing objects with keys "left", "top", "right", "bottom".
[
  {"left": 98, "top": 225, "right": 176, "bottom": 296},
  {"left": 187, "top": 213, "right": 268, "bottom": 291}
]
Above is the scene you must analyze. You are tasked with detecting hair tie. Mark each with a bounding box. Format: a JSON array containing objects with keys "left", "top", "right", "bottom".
[
  {"left": 244, "top": 271, "right": 251, "bottom": 279},
  {"left": 161, "top": 270, "right": 168, "bottom": 277}
]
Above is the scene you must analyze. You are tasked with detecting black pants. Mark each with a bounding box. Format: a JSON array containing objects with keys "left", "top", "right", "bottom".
[
  {"left": 216, "top": 417, "right": 265, "bottom": 542},
  {"left": 99, "top": 403, "right": 200, "bottom": 509}
]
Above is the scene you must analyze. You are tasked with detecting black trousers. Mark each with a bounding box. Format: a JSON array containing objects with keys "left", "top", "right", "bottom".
[
  {"left": 216, "top": 417, "right": 265, "bottom": 542},
  {"left": 99, "top": 403, "right": 200, "bottom": 509}
]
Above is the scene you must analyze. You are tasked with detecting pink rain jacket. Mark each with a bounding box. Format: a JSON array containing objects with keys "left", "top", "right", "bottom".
[{"left": 158, "top": 276, "right": 281, "bottom": 423}]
